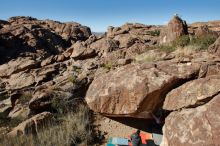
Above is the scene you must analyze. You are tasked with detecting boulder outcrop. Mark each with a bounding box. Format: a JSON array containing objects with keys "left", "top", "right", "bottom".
[
  {"left": 0, "top": 16, "right": 92, "bottom": 64},
  {"left": 163, "top": 75, "right": 220, "bottom": 111},
  {"left": 161, "top": 94, "right": 220, "bottom": 146},
  {"left": 208, "top": 36, "right": 220, "bottom": 56},
  {"left": 85, "top": 61, "right": 200, "bottom": 118},
  {"left": 160, "top": 16, "right": 188, "bottom": 44}
]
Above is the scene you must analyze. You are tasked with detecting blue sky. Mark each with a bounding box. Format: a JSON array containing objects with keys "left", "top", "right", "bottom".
[{"left": 0, "top": 0, "right": 220, "bottom": 32}]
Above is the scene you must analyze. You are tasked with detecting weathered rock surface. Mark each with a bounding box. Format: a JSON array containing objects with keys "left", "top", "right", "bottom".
[
  {"left": 70, "top": 41, "right": 96, "bottom": 59},
  {"left": 161, "top": 94, "right": 220, "bottom": 146},
  {"left": 194, "top": 25, "right": 218, "bottom": 37},
  {"left": 0, "top": 57, "right": 37, "bottom": 77},
  {"left": 209, "top": 36, "right": 220, "bottom": 56},
  {"left": 0, "top": 16, "right": 91, "bottom": 64},
  {"left": 160, "top": 16, "right": 188, "bottom": 44},
  {"left": 85, "top": 61, "right": 200, "bottom": 118},
  {"left": 190, "top": 20, "right": 220, "bottom": 34},
  {"left": 163, "top": 75, "right": 220, "bottom": 111},
  {"left": 29, "top": 89, "right": 53, "bottom": 111}
]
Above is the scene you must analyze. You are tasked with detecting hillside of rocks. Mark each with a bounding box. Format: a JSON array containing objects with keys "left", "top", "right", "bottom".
[
  {"left": 1, "top": 16, "right": 220, "bottom": 146},
  {"left": 0, "top": 16, "right": 163, "bottom": 137},
  {"left": 86, "top": 16, "right": 220, "bottom": 146}
]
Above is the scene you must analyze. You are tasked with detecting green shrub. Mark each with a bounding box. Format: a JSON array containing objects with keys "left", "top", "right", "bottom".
[
  {"left": 172, "top": 35, "right": 190, "bottom": 47},
  {"left": 190, "top": 35, "right": 217, "bottom": 50},
  {"left": 103, "top": 62, "right": 113, "bottom": 71},
  {"left": 68, "top": 76, "right": 77, "bottom": 84},
  {"left": 159, "top": 34, "right": 217, "bottom": 53},
  {"left": 148, "top": 30, "right": 160, "bottom": 36}
]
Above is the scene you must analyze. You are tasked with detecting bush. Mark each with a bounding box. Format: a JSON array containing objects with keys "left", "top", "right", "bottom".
[
  {"left": 190, "top": 35, "right": 217, "bottom": 50},
  {"left": 50, "top": 96, "right": 77, "bottom": 115},
  {"left": 172, "top": 35, "right": 190, "bottom": 47},
  {"left": 148, "top": 30, "right": 160, "bottom": 36},
  {"left": 103, "top": 62, "right": 113, "bottom": 71},
  {"left": 68, "top": 76, "right": 77, "bottom": 84},
  {"left": 0, "top": 104, "right": 94, "bottom": 146},
  {"left": 159, "top": 35, "right": 217, "bottom": 53}
]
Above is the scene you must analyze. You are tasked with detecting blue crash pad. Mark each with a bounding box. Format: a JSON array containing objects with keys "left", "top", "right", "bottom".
[{"left": 107, "top": 137, "right": 129, "bottom": 146}]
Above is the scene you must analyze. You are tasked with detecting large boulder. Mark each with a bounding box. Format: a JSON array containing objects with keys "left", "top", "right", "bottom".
[
  {"left": 29, "top": 89, "right": 53, "bottom": 111},
  {"left": 160, "top": 16, "right": 188, "bottom": 44},
  {"left": 0, "top": 57, "right": 37, "bottom": 77},
  {"left": 163, "top": 75, "right": 220, "bottom": 111},
  {"left": 161, "top": 94, "right": 220, "bottom": 146},
  {"left": 89, "top": 38, "right": 119, "bottom": 57},
  {"left": 70, "top": 41, "right": 96, "bottom": 60},
  {"left": 6, "top": 71, "right": 35, "bottom": 90},
  {"left": 85, "top": 61, "right": 200, "bottom": 119}
]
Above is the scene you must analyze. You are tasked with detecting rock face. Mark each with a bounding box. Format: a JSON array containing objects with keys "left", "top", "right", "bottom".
[
  {"left": 160, "top": 16, "right": 188, "bottom": 44},
  {"left": 0, "top": 57, "right": 37, "bottom": 77},
  {"left": 163, "top": 75, "right": 220, "bottom": 111},
  {"left": 208, "top": 36, "right": 220, "bottom": 56},
  {"left": 194, "top": 25, "right": 218, "bottom": 37},
  {"left": 161, "top": 75, "right": 220, "bottom": 146},
  {"left": 161, "top": 94, "right": 220, "bottom": 146},
  {"left": 85, "top": 61, "right": 200, "bottom": 118},
  {"left": 0, "top": 16, "right": 91, "bottom": 64},
  {"left": 189, "top": 20, "right": 220, "bottom": 34}
]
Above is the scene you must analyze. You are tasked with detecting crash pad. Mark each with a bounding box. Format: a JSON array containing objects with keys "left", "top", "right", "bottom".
[
  {"left": 128, "top": 132, "right": 152, "bottom": 146},
  {"left": 107, "top": 137, "right": 129, "bottom": 146}
]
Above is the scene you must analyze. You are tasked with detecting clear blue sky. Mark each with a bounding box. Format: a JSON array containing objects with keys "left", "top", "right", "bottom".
[{"left": 0, "top": 0, "right": 220, "bottom": 32}]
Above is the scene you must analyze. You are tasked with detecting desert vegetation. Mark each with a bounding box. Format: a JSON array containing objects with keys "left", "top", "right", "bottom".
[
  {"left": 159, "top": 34, "right": 217, "bottom": 53},
  {"left": 0, "top": 104, "right": 94, "bottom": 146},
  {"left": 148, "top": 30, "right": 160, "bottom": 36}
]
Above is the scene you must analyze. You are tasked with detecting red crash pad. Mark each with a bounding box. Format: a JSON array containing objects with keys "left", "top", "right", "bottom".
[{"left": 128, "top": 132, "right": 152, "bottom": 146}]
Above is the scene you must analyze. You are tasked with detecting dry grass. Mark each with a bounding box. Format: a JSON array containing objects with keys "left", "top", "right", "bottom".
[
  {"left": 135, "top": 50, "right": 167, "bottom": 63},
  {"left": 173, "top": 45, "right": 197, "bottom": 58},
  {"left": 0, "top": 105, "right": 93, "bottom": 146}
]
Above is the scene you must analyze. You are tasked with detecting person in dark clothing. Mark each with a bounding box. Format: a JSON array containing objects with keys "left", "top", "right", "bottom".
[{"left": 130, "top": 129, "right": 142, "bottom": 146}]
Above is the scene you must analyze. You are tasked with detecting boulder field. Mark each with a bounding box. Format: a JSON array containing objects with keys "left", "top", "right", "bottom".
[{"left": 1, "top": 16, "right": 220, "bottom": 145}]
